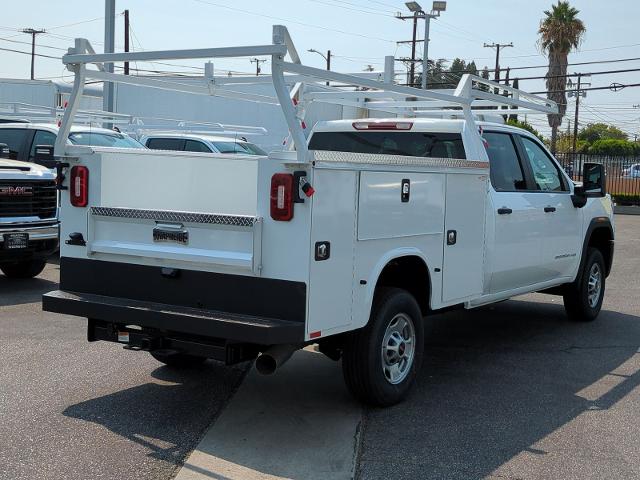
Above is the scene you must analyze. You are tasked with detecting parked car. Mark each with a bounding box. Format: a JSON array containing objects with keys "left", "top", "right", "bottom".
[
  {"left": 0, "top": 154, "right": 58, "bottom": 278},
  {"left": 0, "top": 123, "right": 145, "bottom": 168},
  {"left": 622, "top": 163, "right": 640, "bottom": 178},
  {"left": 140, "top": 133, "right": 267, "bottom": 156}
]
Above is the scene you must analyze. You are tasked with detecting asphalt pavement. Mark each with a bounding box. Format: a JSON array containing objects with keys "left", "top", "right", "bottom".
[
  {"left": 1, "top": 215, "right": 639, "bottom": 480},
  {"left": 358, "top": 214, "right": 640, "bottom": 479},
  {"left": 0, "top": 259, "right": 248, "bottom": 480}
]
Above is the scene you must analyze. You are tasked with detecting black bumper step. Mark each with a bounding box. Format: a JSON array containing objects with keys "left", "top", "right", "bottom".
[{"left": 43, "top": 290, "right": 305, "bottom": 345}]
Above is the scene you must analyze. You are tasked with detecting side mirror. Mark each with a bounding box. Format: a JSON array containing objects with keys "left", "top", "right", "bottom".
[
  {"left": 583, "top": 162, "right": 606, "bottom": 197},
  {"left": 571, "top": 162, "right": 606, "bottom": 208},
  {"left": 34, "top": 144, "right": 57, "bottom": 169},
  {"left": 0, "top": 142, "right": 9, "bottom": 159}
]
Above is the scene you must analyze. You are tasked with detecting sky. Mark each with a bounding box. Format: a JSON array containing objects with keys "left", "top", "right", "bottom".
[{"left": 1, "top": 0, "right": 639, "bottom": 138}]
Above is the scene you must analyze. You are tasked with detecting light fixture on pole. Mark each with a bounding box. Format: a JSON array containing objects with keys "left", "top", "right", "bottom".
[
  {"left": 421, "top": 1, "right": 446, "bottom": 89},
  {"left": 308, "top": 48, "right": 331, "bottom": 85}
]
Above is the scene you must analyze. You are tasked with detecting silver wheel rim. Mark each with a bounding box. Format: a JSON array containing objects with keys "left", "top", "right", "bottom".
[
  {"left": 587, "top": 263, "right": 602, "bottom": 308},
  {"left": 381, "top": 313, "right": 416, "bottom": 385}
]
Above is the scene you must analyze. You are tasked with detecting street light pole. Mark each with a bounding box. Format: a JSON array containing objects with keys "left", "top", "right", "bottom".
[{"left": 308, "top": 49, "right": 331, "bottom": 85}]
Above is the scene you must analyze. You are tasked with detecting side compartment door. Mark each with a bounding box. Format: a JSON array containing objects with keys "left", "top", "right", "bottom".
[
  {"left": 483, "top": 131, "right": 547, "bottom": 293},
  {"left": 307, "top": 168, "right": 358, "bottom": 336},
  {"left": 441, "top": 173, "right": 487, "bottom": 302}
]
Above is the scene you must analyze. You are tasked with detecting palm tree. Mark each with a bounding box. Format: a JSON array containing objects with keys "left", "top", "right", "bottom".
[{"left": 538, "top": 1, "right": 585, "bottom": 153}]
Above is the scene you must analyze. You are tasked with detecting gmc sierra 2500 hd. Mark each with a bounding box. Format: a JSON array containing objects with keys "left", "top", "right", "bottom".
[
  {"left": 43, "top": 27, "right": 613, "bottom": 406},
  {"left": 0, "top": 148, "right": 58, "bottom": 278}
]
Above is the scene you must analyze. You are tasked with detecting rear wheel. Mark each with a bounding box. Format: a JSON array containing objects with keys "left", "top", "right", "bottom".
[
  {"left": 0, "top": 259, "right": 46, "bottom": 279},
  {"left": 563, "top": 248, "right": 605, "bottom": 322},
  {"left": 342, "top": 288, "right": 424, "bottom": 406},
  {"left": 150, "top": 351, "right": 207, "bottom": 368}
]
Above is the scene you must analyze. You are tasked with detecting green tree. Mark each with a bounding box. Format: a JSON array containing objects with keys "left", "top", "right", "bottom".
[
  {"left": 578, "top": 123, "right": 628, "bottom": 143},
  {"left": 538, "top": 1, "right": 586, "bottom": 154},
  {"left": 588, "top": 139, "right": 637, "bottom": 156},
  {"left": 506, "top": 119, "right": 545, "bottom": 142}
]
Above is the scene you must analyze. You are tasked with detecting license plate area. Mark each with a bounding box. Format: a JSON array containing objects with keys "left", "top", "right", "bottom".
[{"left": 3, "top": 233, "right": 29, "bottom": 249}]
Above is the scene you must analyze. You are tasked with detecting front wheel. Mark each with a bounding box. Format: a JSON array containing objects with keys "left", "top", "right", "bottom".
[
  {"left": 150, "top": 351, "right": 207, "bottom": 368},
  {"left": 563, "top": 248, "right": 606, "bottom": 322},
  {"left": 342, "top": 288, "right": 424, "bottom": 406},
  {"left": 0, "top": 259, "right": 46, "bottom": 279}
]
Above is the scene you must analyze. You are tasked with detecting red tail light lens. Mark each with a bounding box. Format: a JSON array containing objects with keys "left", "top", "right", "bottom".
[
  {"left": 270, "top": 173, "right": 294, "bottom": 221},
  {"left": 70, "top": 165, "right": 89, "bottom": 207}
]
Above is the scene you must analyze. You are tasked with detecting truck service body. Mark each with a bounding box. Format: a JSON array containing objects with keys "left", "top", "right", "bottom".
[{"left": 43, "top": 27, "right": 614, "bottom": 405}]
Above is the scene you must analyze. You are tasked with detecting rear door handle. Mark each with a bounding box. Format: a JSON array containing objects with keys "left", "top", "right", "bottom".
[
  {"left": 497, "top": 208, "right": 512, "bottom": 215},
  {"left": 544, "top": 206, "right": 556, "bottom": 213}
]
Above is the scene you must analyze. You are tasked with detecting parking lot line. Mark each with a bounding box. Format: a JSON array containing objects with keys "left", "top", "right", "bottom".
[{"left": 175, "top": 347, "right": 362, "bottom": 480}]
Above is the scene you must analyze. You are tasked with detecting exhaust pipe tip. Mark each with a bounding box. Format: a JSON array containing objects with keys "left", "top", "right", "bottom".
[
  {"left": 255, "top": 344, "right": 300, "bottom": 375},
  {"left": 255, "top": 354, "right": 278, "bottom": 375}
]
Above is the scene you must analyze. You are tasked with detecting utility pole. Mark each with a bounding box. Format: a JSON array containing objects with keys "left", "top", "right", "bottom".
[
  {"left": 483, "top": 42, "right": 513, "bottom": 83},
  {"left": 249, "top": 58, "right": 266, "bottom": 76},
  {"left": 568, "top": 73, "right": 591, "bottom": 153},
  {"left": 123, "top": 9, "right": 130, "bottom": 75},
  {"left": 22, "top": 28, "right": 45, "bottom": 80},
  {"left": 396, "top": 12, "right": 420, "bottom": 86}
]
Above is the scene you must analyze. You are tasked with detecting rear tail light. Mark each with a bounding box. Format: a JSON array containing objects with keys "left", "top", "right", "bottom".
[
  {"left": 352, "top": 121, "right": 413, "bottom": 130},
  {"left": 70, "top": 165, "right": 89, "bottom": 207},
  {"left": 270, "top": 173, "right": 294, "bottom": 221}
]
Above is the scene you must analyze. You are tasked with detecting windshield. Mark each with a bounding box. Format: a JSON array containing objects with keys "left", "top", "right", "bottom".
[
  {"left": 69, "top": 132, "right": 145, "bottom": 148},
  {"left": 308, "top": 131, "right": 466, "bottom": 159},
  {"left": 212, "top": 141, "right": 265, "bottom": 155}
]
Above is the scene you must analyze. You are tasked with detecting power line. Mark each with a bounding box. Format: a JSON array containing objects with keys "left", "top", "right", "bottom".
[{"left": 193, "top": 0, "right": 396, "bottom": 44}]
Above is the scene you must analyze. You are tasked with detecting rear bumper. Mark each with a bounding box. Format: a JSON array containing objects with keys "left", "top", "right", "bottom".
[{"left": 43, "top": 289, "right": 305, "bottom": 345}]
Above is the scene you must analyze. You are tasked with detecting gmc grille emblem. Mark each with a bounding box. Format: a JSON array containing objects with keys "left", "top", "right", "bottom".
[{"left": 0, "top": 186, "right": 33, "bottom": 196}]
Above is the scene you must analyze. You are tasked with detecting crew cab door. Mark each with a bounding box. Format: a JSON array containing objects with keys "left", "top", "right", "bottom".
[
  {"left": 484, "top": 131, "right": 547, "bottom": 293},
  {"left": 514, "top": 135, "right": 581, "bottom": 281}
]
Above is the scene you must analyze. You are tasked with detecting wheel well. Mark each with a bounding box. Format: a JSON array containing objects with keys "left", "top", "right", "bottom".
[
  {"left": 587, "top": 226, "right": 613, "bottom": 276},
  {"left": 375, "top": 256, "right": 430, "bottom": 314}
]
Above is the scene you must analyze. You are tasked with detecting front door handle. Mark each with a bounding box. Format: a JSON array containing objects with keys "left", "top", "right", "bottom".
[
  {"left": 544, "top": 206, "right": 556, "bottom": 213},
  {"left": 497, "top": 207, "right": 512, "bottom": 215}
]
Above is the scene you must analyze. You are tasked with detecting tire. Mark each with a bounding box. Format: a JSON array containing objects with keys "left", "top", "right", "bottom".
[
  {"left": 563, "top": 247, "right": 606, "bottom": 322},
  {"left": 0, "top": 259, "right": 46, "bottom": 279},
  {"left": 342, "top": 287, "right": 424, "bottom": 406},
  {"left": 150, "top": 351, "right": 207, "bottom": 368}
]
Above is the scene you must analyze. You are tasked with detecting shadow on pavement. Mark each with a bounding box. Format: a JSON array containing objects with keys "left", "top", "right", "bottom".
[
  {"left": 62, "top": 360, "right": 248, "bottom": 467},
  {"left": 358, "top": 298, "right": 640, "bottom": 479}
]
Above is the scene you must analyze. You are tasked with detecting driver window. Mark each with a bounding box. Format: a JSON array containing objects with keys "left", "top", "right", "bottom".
[
  {"left": 483, "top": 132, "right": 527, "bottom": 191},
  {"left": 520, "top": 136, "right": 567, "bottom": 192}
]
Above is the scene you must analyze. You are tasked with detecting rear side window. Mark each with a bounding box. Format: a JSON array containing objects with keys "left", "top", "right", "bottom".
[
  {"left": 184, "top": 140, "right": 212, "bottom": 153},
  {"left": 308, "top": 131, "right": 466, "bottom": 159},
  {"left": 483, "top": 132, "right": 526, "bottom": 191},
  {"left": 146, "top": 138, "right": 185, "bottom": 151},
  {"left": 0, "top": 128, "right": 29, "bottom": 159}
]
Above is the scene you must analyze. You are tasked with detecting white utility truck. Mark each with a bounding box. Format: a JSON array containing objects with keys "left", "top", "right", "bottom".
[{"left": 43, "top": 27, "right": 614, "bottom": 406}]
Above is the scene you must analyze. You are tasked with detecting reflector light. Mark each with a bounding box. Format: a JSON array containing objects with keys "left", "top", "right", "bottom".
[
  {"left": 310, "top": 331, "right": 322, "bottom": 339},
  {"left": 270, "top": 173, "right": 294, "bottom": 221},
  {"left": 70, "top": 165, "right": 89, "bottom": 207},
  {"left": 352, "top": 121, "right": 413, "bottom": 130}
]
